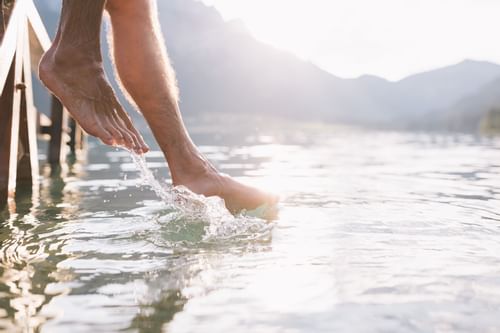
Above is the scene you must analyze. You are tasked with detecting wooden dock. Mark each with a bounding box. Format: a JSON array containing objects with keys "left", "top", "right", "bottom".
[{"left": 0, "top": 0, "right": 83, "bottom": 208}]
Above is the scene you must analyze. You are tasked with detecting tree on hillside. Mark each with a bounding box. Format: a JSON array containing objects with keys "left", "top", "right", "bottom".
[{"left": 480, "top": 107, "right": 500, "bottom": 134}]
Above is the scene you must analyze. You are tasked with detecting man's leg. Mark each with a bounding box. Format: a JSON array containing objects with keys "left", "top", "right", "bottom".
[
  {"left": 105, "top": 0, "right": 277, "bottom": 212},
  {"left": 39, "top": 0, "right": 148, "bottom": 153}
]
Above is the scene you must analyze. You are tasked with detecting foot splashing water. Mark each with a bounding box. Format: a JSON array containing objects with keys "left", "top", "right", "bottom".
[{"left": 129, "top": 152, "right": 273, "bottom": 244}]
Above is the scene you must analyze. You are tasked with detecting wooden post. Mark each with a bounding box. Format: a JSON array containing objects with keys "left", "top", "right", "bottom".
[
  {"left": 0, "top": 0, "right": 23, "bottom": 208},
  {"left": 68, "top": 118, "right": 85, "bottom": 154},
  {"left": 1, "top": 0, "right": 86, "bottom": 208},
  {"left": 1, "top": 0, "right": 12, "bottom": 207},
  {"left": 17, "top": 2, "right": 38, "bottom": 185},
  {"left": 0, "top": 65, "right": 15, "bottom": 206},
  {"left": 0, "top": 0, "right": 43, "bottom": 207},
  {"left": 47, "top": 96, "right": 67, "bottom": 165}
]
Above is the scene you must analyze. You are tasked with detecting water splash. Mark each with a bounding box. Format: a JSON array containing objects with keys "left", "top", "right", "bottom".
[{"left": 129, "top": 152, "right": 272, "bottom": 243}]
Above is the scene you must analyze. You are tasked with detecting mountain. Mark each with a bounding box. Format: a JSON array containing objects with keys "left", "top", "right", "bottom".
[
  {"left": 156, "top": 0, "right": 500, "bottom": 128},
  {"left": 32, "top": 0, "right": 500, "bottom": 132},
  {"left": 434, "top": 77, "right": 500, "bottom": 132},
  {"left": 157, "top": 0, "right": 365, "bottom": 123},
  {"left": 396, "top": 60, "right": 500, "bottom": 113},
  {"left": 349, "top": 60, "right": 500, "bottom": 128}
]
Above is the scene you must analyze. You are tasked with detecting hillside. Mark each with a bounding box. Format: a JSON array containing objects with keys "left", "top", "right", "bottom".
[
  {"left": 435, "top": 77, "right": 500, "bottom": 132},
  {"left": 32, "top": 0, "right": 500, "bottom": 132}
]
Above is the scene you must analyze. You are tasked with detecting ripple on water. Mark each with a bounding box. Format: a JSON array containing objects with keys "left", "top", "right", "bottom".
[
  {"left": 126, "top": 152, "right": 275, "bottom": 247},
  {"left": 2, "top": 129, "right": 500, "bottom": 333}
]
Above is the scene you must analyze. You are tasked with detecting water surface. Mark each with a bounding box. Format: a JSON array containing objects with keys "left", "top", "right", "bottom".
[{"left": 1, "top": 117, "right": 500, "bottom": 332}]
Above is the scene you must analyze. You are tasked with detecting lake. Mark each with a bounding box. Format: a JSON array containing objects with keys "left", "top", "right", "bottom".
[{"left": 1, "top": 116, "right": 500, "bottom": 333}]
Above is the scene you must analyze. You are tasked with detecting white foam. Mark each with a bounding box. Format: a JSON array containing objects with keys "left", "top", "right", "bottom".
[{"left": 129, "top": 152, "right": 272, "bottom": 242}]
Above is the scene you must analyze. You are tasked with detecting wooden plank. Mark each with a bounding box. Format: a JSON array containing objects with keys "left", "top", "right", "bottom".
[
  {"left": 16, "top": 71, "right": 32, "bottom": 183},
  {"left": 22, "top": 11, "right": 37, "bottom": 180},
  {"left": 0, "top": 0, "right": 22, "bottom": 93},
  {"left": 0, "top": 0, "right": 27, "bottom": 207},
  {"left": 26, "top": 0, "right": 51, "bottom": 73},
  {"left": 0, "top": 62, "right": 15, "bottom": 207},
  {"left": 17, "top": 9, "right": 38, "bottom": 185},
  {"left": 25, "top": 0, "right": 50, "bottom": 51},
  {"left": 0, "top": 0, "right": 10, "bottom": 207},
  {"left": 7, "top": 5, "right": 27, "bottom": 194},
  {"left": 0, "top": 0, "right": 7, "bottom": 206}
]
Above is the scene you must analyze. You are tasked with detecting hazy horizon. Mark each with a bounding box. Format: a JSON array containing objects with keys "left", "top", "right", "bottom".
[
  {"left": 31, "top": 0, "right": 500, "bottom": 133},
  {"left": 200, "top": 0, "right": 500, "bottom": 81}
]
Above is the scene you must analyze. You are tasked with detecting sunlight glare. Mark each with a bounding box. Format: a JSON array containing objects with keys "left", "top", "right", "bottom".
[{"left": 201, "top": 0, "right": 500, "bottom": 80}]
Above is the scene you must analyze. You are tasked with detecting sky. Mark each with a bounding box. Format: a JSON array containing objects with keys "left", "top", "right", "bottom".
[{"left": 200, "top": 0, "right": 500, "bottom": 81}]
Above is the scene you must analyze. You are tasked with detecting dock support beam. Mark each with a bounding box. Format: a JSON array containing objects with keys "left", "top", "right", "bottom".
[{"left": 1, "top": 0, "right": 85, "bottom": 209}]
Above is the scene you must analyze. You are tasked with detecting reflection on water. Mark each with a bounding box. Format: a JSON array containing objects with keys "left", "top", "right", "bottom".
[
  {"left": 0, "top": 165, "right": 78, "bottom": 333},
  {"left": 1, "top": 116, "right": 500, "bottom": 332}
]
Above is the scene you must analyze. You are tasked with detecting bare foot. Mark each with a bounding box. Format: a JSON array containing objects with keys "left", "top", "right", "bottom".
[
  {"left": 39, "top": 45, "right": 149, "bottom": 153},
  {"left": 173, "top": 161, "right": 278, "bottom": 216}
]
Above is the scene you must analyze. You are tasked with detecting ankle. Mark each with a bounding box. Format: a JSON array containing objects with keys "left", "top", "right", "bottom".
[
  {"left": 51, "top": 43, "right": 102, "bottom": 68},
  {"left": 170, "top": 151, "right": 219, "bottom": 184}
]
